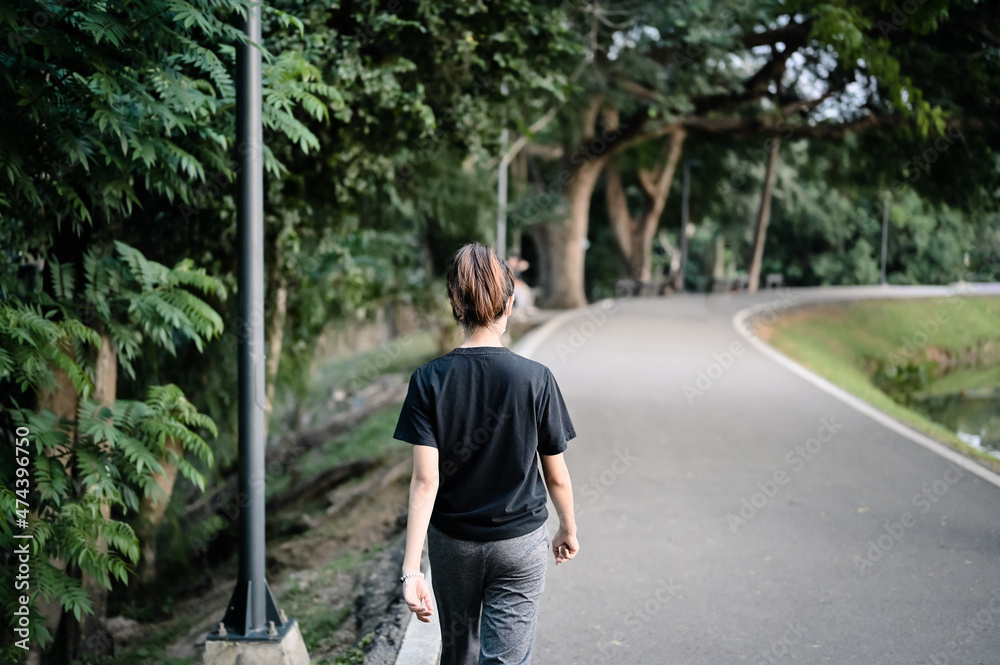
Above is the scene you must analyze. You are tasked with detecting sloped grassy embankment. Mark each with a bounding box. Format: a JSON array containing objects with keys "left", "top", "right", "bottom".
[
  {"left": 102, "top": 331, "right": 443, "bottom": 665},
  {"left": 760, "top": 295, "right": 1000, "bottom": 474}
]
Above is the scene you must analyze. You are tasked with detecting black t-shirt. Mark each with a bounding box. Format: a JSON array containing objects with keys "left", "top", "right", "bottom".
[{"left": 392, "top": 346, "right": 576, "bottom": 541}]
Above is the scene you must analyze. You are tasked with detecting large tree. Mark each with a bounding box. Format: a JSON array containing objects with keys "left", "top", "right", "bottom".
[{"left": 515, "top": 0, "right": 995, "bottom": 306}]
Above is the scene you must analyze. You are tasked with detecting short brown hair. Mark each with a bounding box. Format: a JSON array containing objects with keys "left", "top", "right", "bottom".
[{"left": 446, "top": 243, "right": 515, "bottom": 330}]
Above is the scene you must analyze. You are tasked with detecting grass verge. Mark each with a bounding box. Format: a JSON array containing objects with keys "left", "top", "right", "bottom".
[{"left": 762, "top": 295, "right": 1000, "bottom": 474}]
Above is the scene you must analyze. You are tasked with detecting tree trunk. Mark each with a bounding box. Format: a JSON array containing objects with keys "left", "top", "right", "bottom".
[
  {"left": 36, "top": 366, "right": 78, "bottom": 470},
  {"left": 712, "top": 235, "right": 726, "bottom": 281},
  {"left": 265, "top": 277, "right": 287, "bottom": 423},
  {"left": 78, "top": 332, "right": 116, "bottom": 658},
  {"left": 33, "top": 366, "right": 78, "bottom": 665},
  {"left": 535, "top": 95, "right": 681, "bottom": 307},
  {"left": 136, "top": 437, "right": 183, "bottom": 586},
  {"left": 605, "top": 129, "right": 686, "bottom": 283},
  {"left": 635, "top": 130, "right": 685, "bottom": 282},
  {"left": 545, "top": 159, "right": 604, "bottom": 308},
  {"left": 534, "top": 97, "right": 605, "bottom": 309},
  {"left": 748, "top": 138, "right": 781, "bottom": 294}
]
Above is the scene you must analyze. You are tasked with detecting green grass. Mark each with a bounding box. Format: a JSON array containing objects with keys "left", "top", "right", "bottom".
[
  {"left": 922, "top": 365, "right": 1000, "bottom": 396},
  {"left": 109, "top": 613, "right": 199, "bottom": 665},
  {"left": 298, "top": 330, "right": 440, "bottom": 413},
  {"left": 277, "top": 547, "right": 386, "bottom": 657},
  {"left": 766, "top": 295, "right": 1000, "bottom": 473},
  {"left": 266, "top": 405, "right": 409, "bottom": 501},
  {"left": 266, "top": 329, "right": 438, "bottom": 501}
]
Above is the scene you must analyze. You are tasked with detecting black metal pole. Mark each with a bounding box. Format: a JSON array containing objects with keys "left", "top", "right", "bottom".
[
  {"left": 677, "top": 163, "right": 690, "bottom": 292},
  {"left": 880, "top": 191, "right": 889, "bottom": 285},
  {"left": 237, "top": 0, "right": 267, "bottom": 635},
  {"left": 210, "top": 0, "right": 287, "bottom": 641},
  {"left": 676, "top": 159, "right": 701, "bottom": 292}
]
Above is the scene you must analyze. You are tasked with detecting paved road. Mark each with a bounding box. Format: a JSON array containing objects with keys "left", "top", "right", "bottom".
[{"left": 530, "top": 286, "right": 1000, "bottom": 665}]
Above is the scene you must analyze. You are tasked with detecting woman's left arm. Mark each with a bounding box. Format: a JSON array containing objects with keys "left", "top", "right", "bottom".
[{"left": 402, "top": 444, "right": 439, "bottom": 622}]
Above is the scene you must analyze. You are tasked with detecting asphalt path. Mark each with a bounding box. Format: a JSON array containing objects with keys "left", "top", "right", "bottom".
[{"left": 530, "top": 286, "right": 1000, "bottom": 665}]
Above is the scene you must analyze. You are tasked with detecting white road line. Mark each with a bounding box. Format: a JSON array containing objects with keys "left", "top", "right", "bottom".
[{"left": 732, "top": 301, "right": 1000, "bottom": 490}]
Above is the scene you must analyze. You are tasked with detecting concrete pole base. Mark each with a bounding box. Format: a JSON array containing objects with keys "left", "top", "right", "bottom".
[{"left": 203, "top": 620, "right": 310, "bottom": 665}]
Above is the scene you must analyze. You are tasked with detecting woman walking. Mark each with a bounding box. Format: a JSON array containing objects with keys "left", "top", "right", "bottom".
[{"left": 393, "top": 243, "right": 579, "bottom": 665}]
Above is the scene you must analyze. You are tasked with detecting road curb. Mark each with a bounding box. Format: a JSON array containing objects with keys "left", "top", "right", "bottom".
[
  {"left": 732, "top": 300, "right": 1000, "bottom": 490},
  {"left": 392, "top": 300, "right": 607, "bottom": 665}
]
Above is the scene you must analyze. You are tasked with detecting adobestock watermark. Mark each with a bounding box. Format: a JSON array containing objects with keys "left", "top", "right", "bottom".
[
  {"left": 575, "top": 447, "right": 638, "bottom": 519},
  {"left": 885, "top": 289, "right": 971, "bottom": 366},
  {"left": 681, "top": 340, "right": 746, "bottom": 404},
  {"left": 683, "top": 288, "right": 796, "bottom": 404},
  {"left": 923, "top": 587, "right": 1000, "bottom": 664},
  {"left": 439, "top": 407, "right": 510, "bottom": 479},
  {"left": 843, "top": 127, "right": 963, "bottom": 241},
  {"left": 727, "top": 417, "right": 845, "bottom": 534},
  {"left": 510, "top": 122, "right": 630, "bottom": 227},
  {"left": 554, "top": 299, "right": 620, "bottom": 361},
  {"left": 395, "top": 74, "right": 498, "bottom": 182},
  {"left": 852, "top": 463, "right": 965, "bottom": 575},
  {"left": 749, "top": 621, "right": 809, "bottom": 665},
  {"left": 5, "top": 0, "right": 67, "bottom": 50},
  {"left": 717, "top": 133, "right": 792, "bottom": 195},
  {"left": 585, "top": 578, "right": 682, "bottom": 665},
  {"left": 188, "top": 436, "right": 306, "bottom": 555},
  {"left": 345, "top": 333, "right": 417, "bottom": 393},
  {"left": 742, "top": 288, "right": 797, "bottom": 337},
  {"left": 346, "top": 0, "right": 402, "bottom": 53},
  {"left": 876, "top": 0, "right": 935, "bottom": 37},
  {"left": 896, "top": 127, "right": 962, "bottom": 188}
]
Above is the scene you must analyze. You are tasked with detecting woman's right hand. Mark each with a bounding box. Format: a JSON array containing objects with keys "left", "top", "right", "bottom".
[
  {"left": 552, "top": 526, "right": 579, "bottom": 564},
  {"left": 403, "top": 577, "right": 435, "bottom": 623}
]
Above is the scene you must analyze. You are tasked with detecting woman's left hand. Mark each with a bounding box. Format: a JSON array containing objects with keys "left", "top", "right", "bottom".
[{"left": 403, "top": 577, "right": 434, "bottom": 623}]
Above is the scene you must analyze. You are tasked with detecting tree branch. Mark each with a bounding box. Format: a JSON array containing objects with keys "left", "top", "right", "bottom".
[
  {"left": 604, "top": 158, "right": 635, "bottom": 261},
  {"left": 613, "top": 76, "right": 662, "bottom": 102},
  {"left": 500, "top": 105, "right": 562, "bottom": 166},
  {"left": 639, "top": 128, "right": 686, "bottom": 256},
  {"left": 741, "top": 20, "right": 813, "bottom": 48}
]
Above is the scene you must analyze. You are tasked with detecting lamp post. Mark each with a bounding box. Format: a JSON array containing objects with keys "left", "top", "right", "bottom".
[
  {"left": 880, "top": 190, "right": 890, "bottom": 285},
  {"left": 205, "top": 4, "right": 308, "bottom": 662},
  {"left": 675, "top": 159, "right": 701, "bottom": 292},
  {"left": 496, "top": 83, "right": 509, "bottom": 259},
  {"left": 497, "top": 127, "right": 509, "bottom": 260}
]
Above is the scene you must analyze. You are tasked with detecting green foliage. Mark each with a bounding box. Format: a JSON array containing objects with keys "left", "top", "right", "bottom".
[
  {"left": 3, "top": 242, "right": 226, "bottom": 388},
  {"left": 0, "top": 0, "right": 340, "bottom": 243},
  {"left": 0, "top": 383, "right": 215, "bottom": 649},
  {"left": 873, "top": 359, "right": 937, "bottom": 405},
  {"left": 0, "top": 243, "right": 221, "bottom": 649}
]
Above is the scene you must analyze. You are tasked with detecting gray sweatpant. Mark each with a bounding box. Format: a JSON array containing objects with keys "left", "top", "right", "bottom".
[{"left": 427, "top": 522, "right": 550, "bottom": 665}]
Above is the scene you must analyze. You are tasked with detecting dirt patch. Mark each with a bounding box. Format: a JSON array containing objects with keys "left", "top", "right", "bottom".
[{"left": 751, "top": 302, "right": 847, "bottom": 343}]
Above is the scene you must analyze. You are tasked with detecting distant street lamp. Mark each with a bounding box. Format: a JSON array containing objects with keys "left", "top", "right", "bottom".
[
  {"left": 880, "top": 191, "right": 890, "bottom": 285},
  {"left": 496, "top": 83, "right": 509, "bottom": 260},
  {"left": 676, "top": 159, "right": 702, "bottom": 292}
]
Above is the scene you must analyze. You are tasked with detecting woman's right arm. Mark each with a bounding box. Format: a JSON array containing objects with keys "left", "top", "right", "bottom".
[
  {"left": 402, "top": 445, "right": 438, "bottom": 622},
  {"left": 539, "top": 452, "right": 579, "bottom": 564}
]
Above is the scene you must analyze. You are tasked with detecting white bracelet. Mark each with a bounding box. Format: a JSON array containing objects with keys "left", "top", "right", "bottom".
[{"left": 400, "top": 572, "right": 424, "bottom": 584}]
